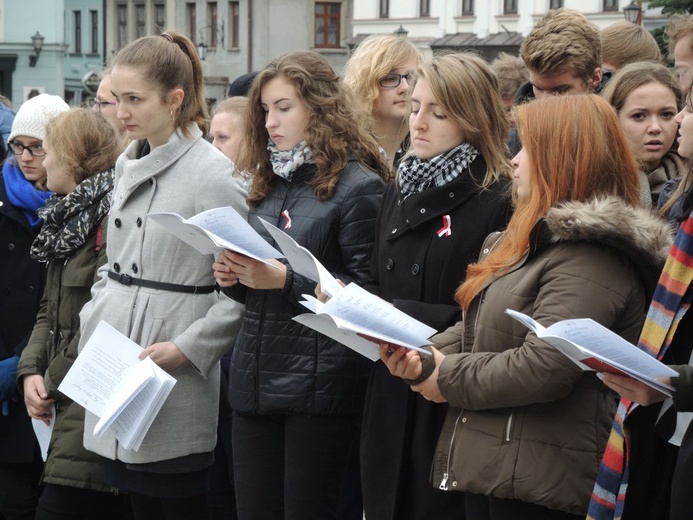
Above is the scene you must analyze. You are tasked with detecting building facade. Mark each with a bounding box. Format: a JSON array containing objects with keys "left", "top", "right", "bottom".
[
  {"left": 64, "top": 0, "right": 108, "bottom": 104},
  {"left": 0, "top": 0, "right": 67, "bottom": 108},
  {"left": 350, "top": 0, "right": 666, "bottom": 61},
  {"left": 106, "top": 0, "right": 354, "bottom": 104}
]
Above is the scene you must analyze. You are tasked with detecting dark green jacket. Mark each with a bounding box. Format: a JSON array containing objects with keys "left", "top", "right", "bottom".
[{"left": 17, "top": 216, "right": 117, "bottom": 493}]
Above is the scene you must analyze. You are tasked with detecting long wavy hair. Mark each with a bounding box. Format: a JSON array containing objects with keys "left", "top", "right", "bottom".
[
  {"left": 456, "top": 94, "right": 641, "bottom": 310},
  {"left": 407, "top": 53, "right": 512, "bottom": 186},
  {"left": 237, "top": 51, "right": 389, "bottom": 207},
  {"left": 112, "top": 30, "right": 208, "bottom": 137}
]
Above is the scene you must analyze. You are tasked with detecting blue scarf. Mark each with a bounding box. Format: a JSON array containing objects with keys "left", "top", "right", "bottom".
[{"left": 3, "top": 160, "right": 52, "bottom": 228}]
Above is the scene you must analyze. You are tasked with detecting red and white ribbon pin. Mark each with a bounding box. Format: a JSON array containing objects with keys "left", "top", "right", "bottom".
[
  {"left": 436, "top": 215, "right": 452, "bottom": 237},
  {"left": 282, "top": 210, "right": 292, "bottom": 230}
]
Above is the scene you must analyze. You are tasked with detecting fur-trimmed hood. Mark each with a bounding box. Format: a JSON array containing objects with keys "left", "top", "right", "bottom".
[{"left": 541, "top": 196, "right": 673, "bottom": 299}]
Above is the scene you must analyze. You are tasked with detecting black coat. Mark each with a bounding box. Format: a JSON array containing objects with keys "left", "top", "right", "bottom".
[
  {"left": 361, "top": 158, "right": 512, "bottom": 520},
  {"left": 227, "top": 159, "right": 385, "bottom": 415},
  {"left": 0, "top": 170, "right": 45, "bottom": 463}
]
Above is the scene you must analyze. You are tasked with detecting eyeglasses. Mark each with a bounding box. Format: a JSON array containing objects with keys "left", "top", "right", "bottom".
[
  {"left": 89, "top": 98, "right": 117, "bottom": 111},
  {"left": 8, "top": 141, "right": 45, "bottom": 157},
  {"left": 379, "top": 72, "right": 412, "bottom": 89}
]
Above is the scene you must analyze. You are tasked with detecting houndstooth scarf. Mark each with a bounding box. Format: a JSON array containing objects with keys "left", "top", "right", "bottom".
[
  {"left": 267, "top": 140, "right": 315, "bottom": 181},
  {"left": 398, "top": 142, "right": 478, "bottom": 200},
  {"left": 31, "top": 169, "right": 114, "bottom": 262}
]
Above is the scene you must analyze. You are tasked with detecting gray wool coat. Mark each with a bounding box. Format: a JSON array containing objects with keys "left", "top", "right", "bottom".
[{"left": 78, "top": 124, "right": 246, "bottom": 464}]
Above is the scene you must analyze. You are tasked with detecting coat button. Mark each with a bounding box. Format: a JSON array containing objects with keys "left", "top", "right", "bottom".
[
  {"left": 132, "top": 263, "right": 138, "bottom": 273},
  {"left": 114, "top": 218, "right": 122, "bottom": 228},
  {"left": 149, "top": 179, "right": 154, "bottom": 185},
  {"left": 420, "top": 208, "right": 426, "bottom": 214},
  {"left": 462, "top": 417, "right": 467, "bottom": 423},
  {"left": 136, "top": 217, "right": 142, "bottom": 227},
  {"left": 411, "top": 264, "right": 420, "bottom": 275},
  {"left": 449, "top": 192, "right": 455, "bottom": 198},
  {"left": 113, "top": 262, "right": 120, "bottom": 272},
  {"left": 7, "top": 243, "right": 14, "bottom": 251},
  {"left": 386, "top": 259, "right": 394, "bottom": 270},
  {"left": 452, "top": 481, "right": 458, "bottom": 487}
]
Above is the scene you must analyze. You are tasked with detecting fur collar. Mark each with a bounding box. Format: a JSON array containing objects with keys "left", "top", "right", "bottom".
[{"left": 544, "top": 195, "right": 673, "bottom": 272}]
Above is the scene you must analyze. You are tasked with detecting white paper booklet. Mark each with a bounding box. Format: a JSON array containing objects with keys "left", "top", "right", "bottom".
[
  {"left": 31, "top": 405, "right": 55, "bottom": 461},
  {"left": 148, "top": 207, "right": 283, "bottom": 268},
  {"left": 296, "top": 284, "right": 436, "bottom": 360},
  {"left": 258, "top": 218, "right": 343, "bottom": 297},
  {"left": 58, "top": 321, "right": 176, "bottom": 451},
  {"left": 505, "top": 309, "right": 678, "bottom": 396}
]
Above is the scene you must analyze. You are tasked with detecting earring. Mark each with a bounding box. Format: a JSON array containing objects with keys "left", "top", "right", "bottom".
[{"left": 170, "top": 109, "right": 175, "bottom": 123}]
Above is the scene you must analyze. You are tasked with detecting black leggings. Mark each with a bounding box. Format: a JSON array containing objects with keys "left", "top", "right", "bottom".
[
  {"left": 232, "top": 412, "right": 360, "bottom": 520},
  {"left": 464, "top": 493, "right": 583, "bottom": 520},
  {"left": 130, "top": 493, "right": 209, "bottom": 520},
  {"left": 35, "top": 483, "right": 131, "bottom": 520}
]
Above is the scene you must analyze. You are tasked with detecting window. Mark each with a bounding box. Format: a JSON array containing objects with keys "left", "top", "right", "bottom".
[
  {"left": 136, "top": 4, "right": 146, "bottom": 38},
  {"left": 461, "top": 0, "right": 474, "bottom": 15},
  {"left": 603, "top": 0, "right": 618, "bottom": 11},
  {"left": 315, "top": 2, "right": 340, "bottom": 48},
  {"left": 503, "top": 0, "right": 517, "bottom": 14},
  {"left": 549, "top": 0, "right": 563, "bottom": 8},
  {"left": 117, "top": 4, "right": 127, "bottom": 49},
  {"left": 90, "top": 10, "right": 98, "bottom": 54},
  {"left": 380, "top": 0, "right": 389, "bottom": 18},
  {"left": 207, "top": 2, "right": 218, "bottom": 47},
  {"left": 74, "top": 11, "right": 82, "bottom": 53},
  {"left": 420, "top": 0, "right": 430, "bottom": 17},
  {"left": 154, "top": 3, "right": 165, "bottom": 33},
  {"left": 230, "top": 1, "right": 240, "bottom": 48},
  {"left": 187, "top": 3, "right": 197, "bottom": 43}
]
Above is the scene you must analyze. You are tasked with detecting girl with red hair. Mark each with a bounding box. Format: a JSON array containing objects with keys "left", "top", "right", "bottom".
[{"left": 382, "top": 94, "right": 671, "bottom": 519}]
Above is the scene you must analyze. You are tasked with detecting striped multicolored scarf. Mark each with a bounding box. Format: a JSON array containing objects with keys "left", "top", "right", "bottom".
[{"left": 588, "top": 213, "right": 693, "bottom": 519}]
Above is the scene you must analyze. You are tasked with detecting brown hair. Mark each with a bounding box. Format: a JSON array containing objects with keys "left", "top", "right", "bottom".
[
  {"left": 111, "top": 30, "right": 208, "bottom": 137},
  {"left": 490, "top": 52, "right": 529, "bottom": 100},
  {"left": 601, "top": 22, "right": 662, "bottom": 71},
  {"left": 456, "top": 95, "right": 640, "bottom": 310},
  {"left": 666, "top": 14, "right": 693, "bottom": 57},
  {"left": 601, "top": 61, "right": 682, "bottom": 113},
  {"left": 408, "top": 53, "right": 512, "bottom": 186},
  {"left": 520, "top": 8, "right": 601, "bottom": 84},
  {"left": 44, "top": 108, "right": 122, "bottom": 184},
  {"left": 237, "top": 51, "right": 389, "bottom": 207}
]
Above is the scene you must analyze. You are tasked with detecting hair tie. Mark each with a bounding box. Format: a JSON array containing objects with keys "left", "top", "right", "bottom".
[{"left": 161, "top": 33, "right": 173, "bottom": 43}]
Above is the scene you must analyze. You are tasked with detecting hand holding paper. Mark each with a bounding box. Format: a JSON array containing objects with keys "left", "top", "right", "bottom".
[
  {"left": 258, "top": 218, "right": 343, "bottom": 297},
  {"left": 58, "top": 321, "right": 176, "bottom": 451}
]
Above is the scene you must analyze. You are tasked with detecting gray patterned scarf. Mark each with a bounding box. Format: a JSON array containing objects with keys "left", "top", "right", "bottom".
[
  {"left": 31, "top": 169, "right": 114, "bottom": 262},
  {"left": 398, "top": 142, "right": 479, "bottom": 200},
  {"left": 267, "top": 140, "right": 315, "bottom": 181}
]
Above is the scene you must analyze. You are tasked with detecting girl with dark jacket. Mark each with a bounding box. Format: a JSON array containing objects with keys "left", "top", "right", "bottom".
[
  {"left": 213, "top": 51, "right": 389, "bottom": 519},
  {"left": 359, "top": 53, "right": 513, "bottom": 520},
  {"left": 0, "top": 93, "right": 68, "bottom": 520},
  {"left": 588, "top": 84, "right": 693, "bottom": 520},
  {"left": 383, "top": 94, "right": 670, "bottom": 519},
  {"left": 18, "top": 108, "right": 130, "bottom": 519}
]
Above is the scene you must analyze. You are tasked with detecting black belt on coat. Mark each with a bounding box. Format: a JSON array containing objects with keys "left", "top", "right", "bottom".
[{"left": 107, "top": 271, "right": 215, "bottom": 294}]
